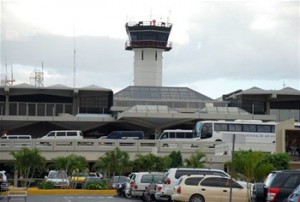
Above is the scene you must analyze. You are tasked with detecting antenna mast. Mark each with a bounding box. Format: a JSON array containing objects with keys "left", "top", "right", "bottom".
[
  {"left": 73, "top": 26, "right": 76, "bottom": 88},
  {"left": 0, "top": 58, "right": 15, "bottom": 86}
]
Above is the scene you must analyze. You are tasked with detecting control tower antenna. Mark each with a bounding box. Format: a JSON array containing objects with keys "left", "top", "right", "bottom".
[
  {"left": 167, "top": 10, "right": 171, "bottom": 23},
  {"left": 149, "top": 8, "right": 152, "bottom": 20},
  {"left": 10, "top": 64, "right": 15, "bottom": 86},
  {"left": 125, "top": 19, "right": 173, "bottom": 86},
  {"left": 73, "top": 26, "right": 77, "bottom": 88}
]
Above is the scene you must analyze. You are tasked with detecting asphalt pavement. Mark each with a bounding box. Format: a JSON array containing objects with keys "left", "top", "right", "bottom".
[
  {"left": 1, "top": 194, "right": 139, "bottom": 202},
  {"left": 0, "top": 188, "right": 140, "bottom": 202}
]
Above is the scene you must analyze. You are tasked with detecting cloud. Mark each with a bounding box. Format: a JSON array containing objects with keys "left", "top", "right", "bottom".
[
  {"left": 164, "top": 1, "right": 299, "bottom": 84},
  {"left": 2, "top": 34, "right": 132, "bottom": 87},
  {"left": 1, "top": 0, "right": 299, "bottom": 99}
]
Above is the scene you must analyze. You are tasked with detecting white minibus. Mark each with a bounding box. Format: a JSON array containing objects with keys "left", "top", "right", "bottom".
[
  {"left": 40, "top": 130, "right": 83, "bottom": 140},
  {"left": 158, "top": 129, "right": 194, "bottom": 147}
]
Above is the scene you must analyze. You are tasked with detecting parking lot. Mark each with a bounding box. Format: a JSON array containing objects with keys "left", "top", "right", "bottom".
[{"left": 0, "top": 194, "right": 137, "bottom": 202}]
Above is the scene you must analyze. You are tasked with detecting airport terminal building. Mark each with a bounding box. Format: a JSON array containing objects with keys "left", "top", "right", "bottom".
[
  {"left": 0, "top": 84, "right": 299, "bottom": 139},
  {"left": 1, "top": 20, "right": 300, "bottom": 138}
]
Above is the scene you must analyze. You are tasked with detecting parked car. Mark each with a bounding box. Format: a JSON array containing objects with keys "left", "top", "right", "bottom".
[
  {"left": 143, "top": 180, "right": 164, "bottom": 202},
  {"left": 155, "top": 167, "right": 230, "bottom": 201},
  {"left": 101, "top": 131, "right": 144, "bottom": 139},
  {"left": 71, "top": 172, "right": 89, "bottom": 188},
  {"left": 45, "top": 170, "right": 69, "bottom": 188},
  {"left": 129, "top": 172, "right": 164, "bottom": 199},
  {"left": 252, "top": 170, "right": 300, "bottom": 202},
  {"left": 0, "top": 171, "right": 9, "bottom": 192},
  {"left": 116, "top": 180, "right": 133, "bottom": 198},
  {"left": 172, "top": 175, "right": 249, "bottom": 202},
  {"left": 110, "top": 176, "right": 130, "bottom": 189},
  {"left": 288, "top": 184, "right": 300, "bottom": 202},
  {"left": 40, "top": 130, "right": 83, "bottom": 140}
]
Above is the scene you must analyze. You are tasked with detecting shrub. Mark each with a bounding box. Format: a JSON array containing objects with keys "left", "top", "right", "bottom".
[
  {"left": 83, "top": 180, "right": 108, "bottom": 190},
  {"left": 37, "top": 181, "right": 55, "bottom": 189}
]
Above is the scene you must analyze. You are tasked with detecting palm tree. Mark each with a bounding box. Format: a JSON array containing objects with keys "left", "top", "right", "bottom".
[
  {"left": 11, "top": 148, "right": 46, "bottom": 187},
  {"left": 132, "top": 153, "right": 169, "bottom": 172},
  {"left": 229, "top": 150, "right": 274, "bottom": 182},
  {"left": 53, "top": 154, "right": 89, "bottom": 188},
  {"left": 94, "top": 147, "right": 130, "bottom": 178},
  {"left": 54, "top": 154, "right": 88, "bottom": 175},
  {"left": 133, "top": 153, "right": 157, "bottom": 171},
  {"left": 184, "top": 150, "right": 206, "bottom": 168},
  {"left": 168, "top": 151, "right": 183, "bottom": 168}
]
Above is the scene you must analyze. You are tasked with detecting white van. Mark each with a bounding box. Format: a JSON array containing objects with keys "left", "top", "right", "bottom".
[
  {"left": 158, "top": 129, "right": 194, "bottom": 140},
  {"left": 40, "top": 130, "right": 83, "bottom": 140},
  {"left": 0, "top": 135, "right": 32, "bottom": 140},
  {"left": 158, "top": 129, "right": 194, "bottom": 147}
]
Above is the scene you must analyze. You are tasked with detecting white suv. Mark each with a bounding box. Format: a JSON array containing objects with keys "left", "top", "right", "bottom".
[
  {"left": 0, "top": 170, "right": 9, "bottom": 191},
  {"left": 45, "top": 170, "right": 69, "bottom": 188},
  {"left": 155, "top": 168, "right": 230, "bottom": 201},
  {"left": 130, "top": 172, "right": 164, "bottom": 199}
]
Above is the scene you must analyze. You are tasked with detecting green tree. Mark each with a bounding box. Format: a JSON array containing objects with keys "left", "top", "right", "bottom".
[
  {"left": 266, "top": 153, "right": 290, "bottom": 170},
  {"left": 54, "top": 154, "right": 88, "bottom": 175},
  {"left": 11, "top": 148, "right": 46, "bottom": 187},
  {"left": 132, "top": 153, "right": 168, "bottom": 172},
  {"left": 229, "top": 151, "right": 275, "bottom": 182},
  {"left": 168, "top": 151, "right": 183, "bottom": 168},
  {"left": 184, "top": 150, "right": 205, "bottom": 168},
  {"left": 53, "top": 154, "right": 89, "bottom": 188},
  {"left": 94, "top": 147, "right": 130, "bottom": 178}
]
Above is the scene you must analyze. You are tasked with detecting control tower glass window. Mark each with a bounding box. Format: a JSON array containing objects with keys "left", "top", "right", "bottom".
[{"left": 130, "top": 32, "right": 169, "bottom": 42}]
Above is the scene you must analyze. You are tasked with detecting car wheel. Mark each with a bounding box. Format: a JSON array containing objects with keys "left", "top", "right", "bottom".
[
  {"left": 252, "top": 183, "right": 266, "bottom": 202},
  {"left": 143, "top": 192, "right": 152, "bottom": 202},
  {"left": 189, "top": 194, "right": 204, "bottom": 202},
  {"left": 125, "top": 191, "right": 133, "bottom": 198}
]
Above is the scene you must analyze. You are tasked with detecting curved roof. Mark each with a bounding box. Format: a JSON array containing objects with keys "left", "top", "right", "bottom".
[{"left": 238, "top": 86, "right": 300, "bottom": 96}]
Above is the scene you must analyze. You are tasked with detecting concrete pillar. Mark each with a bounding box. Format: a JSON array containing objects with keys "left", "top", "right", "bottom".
[
  {"left": 14, "top": 169, "right": 18, "bottom": 187},
  {"left": 154, "top": 128, "right": 162, "bottom": 139},
  {"left": 266, "top": 101, "right": 270, "bottom": 114},
  {"left": 4, "top": 86, "right": 9, "bottom": 115},
  {"left": 72, "top": 89, "right": 79, "bottom": 115}
]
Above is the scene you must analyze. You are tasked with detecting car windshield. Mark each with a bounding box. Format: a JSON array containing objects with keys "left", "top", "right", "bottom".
[
  {"left": 113, "top": 176, "right": 129, "bottom": 183},
  {"left": 48, "top": 171, "right": 67, "bottom": 179}
]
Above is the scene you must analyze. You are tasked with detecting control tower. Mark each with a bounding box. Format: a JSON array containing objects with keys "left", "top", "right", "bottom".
[{"left": 125, "top": 20, "right": 172, "bottom": 86}]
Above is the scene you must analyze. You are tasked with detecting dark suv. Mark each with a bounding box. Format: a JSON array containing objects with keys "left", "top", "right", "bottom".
[{"left": 252, "top": 170, "right": 300, "bottom": 202}]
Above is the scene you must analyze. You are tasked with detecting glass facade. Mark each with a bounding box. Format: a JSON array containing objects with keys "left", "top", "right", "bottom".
[
  {"left": 1, "top": 102, "right": 73, "bottom": 116},
  {"left": 114, "top": 86, "right": 215, "bottom": 109},
  {"left": 79, "top": 96, "right": 110, "bottom": 114}
]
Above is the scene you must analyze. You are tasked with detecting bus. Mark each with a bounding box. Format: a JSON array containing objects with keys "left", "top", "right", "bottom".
[{"left": 193, "top": 120, "right": 277, "bottom": 143}]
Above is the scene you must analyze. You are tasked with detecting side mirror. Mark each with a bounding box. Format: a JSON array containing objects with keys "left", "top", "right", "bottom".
[{"left": 44, "top": 176, "right": 48, "bottom": 179}]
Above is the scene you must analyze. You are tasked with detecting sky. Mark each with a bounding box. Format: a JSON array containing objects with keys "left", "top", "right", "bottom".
[{"left": 0, "top": 0, "right": 299, "bottom": 99}]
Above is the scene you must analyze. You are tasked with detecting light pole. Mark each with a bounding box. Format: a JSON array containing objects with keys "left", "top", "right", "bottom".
[{"left": 229, "top": 134, "right": 236, "bottom": 202}]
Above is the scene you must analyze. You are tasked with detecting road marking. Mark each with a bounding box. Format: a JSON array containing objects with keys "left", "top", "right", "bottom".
[{"left": 64, "top": 196, "right": 115, "bottom": 200}]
